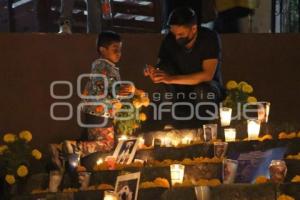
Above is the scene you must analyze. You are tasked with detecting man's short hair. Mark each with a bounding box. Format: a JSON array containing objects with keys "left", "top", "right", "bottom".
[
  {"left": 96, "top": 31, "right": 121, "bottom": 52},
  {"left": 167, "top": 7, "right": 198, "bottom": 27}
]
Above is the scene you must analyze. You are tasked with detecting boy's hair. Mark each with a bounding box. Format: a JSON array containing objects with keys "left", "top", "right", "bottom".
[
  {"left": 96, "top": 31, "right": 121, "bottom": 53},
  {"left": 167, "top": 7, "right": 198, "bottom": 27}
]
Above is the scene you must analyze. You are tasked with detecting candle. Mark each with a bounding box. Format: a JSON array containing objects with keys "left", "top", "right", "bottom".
[
  {"left": 171, "top": 139, "right": 180, "bottom": 147},
  {"left": 247, "top": 119, "right": 261, "bottom": 140},
  {"left": 68, "top": 153, "right": 80, "bottom": 169},
  {"left": 104, "top": 190, "right": 118, "bottom": 200},
  {"left": 224, "top": 128, "right": 236, "bottom": 142},
  {"left": 182, "top": 136, "right": 192, "bottom": 145},
  {"left": 220, "top": 107, "right": 232, "bottom": 127},
  {"left": 269, "top": 160, "right": 287, "bottom": 183},
  {"left": 170, "top": 164, "right": 185, "bottom": 185},
  {"left": 96, "top": 158, "right": 103, "bottom": 165},
  {"left": 118, "top": 135, "right": 128, "bottom": 141},
  {"left": 203, "top": 124, "right": 218, "bottom": 142},
  {"left": 138, "top": 136, "right": 145, "bottom": 149},
  {"left": 104, "top": 156, "right": 116, "bottom": 170},
  {"left": 162, "top": 137, "right": 172, "bottom": 147}
]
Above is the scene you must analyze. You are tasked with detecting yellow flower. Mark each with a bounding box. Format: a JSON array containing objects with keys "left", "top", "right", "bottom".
[
  {"left": 238, "top": 81, "right": 248, "bottom": 89},
  {"left": 242, "top": 84, "right": 253, "bottom": 93},
  {"left": 226, "top": 80, "right": 238, "bottom": 90},
  {"left": 17, "top": 165, "right": 29, "bottom": 177},
  {"left": 135, "top": 89, "right": 146, "bottom": 97},
  {"left": 291, "top": 175, "right": 300, "bottom": 182},
  {"left": 153, "top": 178, "right": 170, "bottom": 188},
  {"left": 19, "top": 130, "right": 32, "bottom": 142},
  {"left": 5, "top": 175, "right": 16, "bottom": 185},
  {"left": 247, "top": 96, "right": 257, "bottom": 103},
  {"left": 277, "top": 194, "right": 295, "bottom": 200},
  {"left": 141, "top": 97, "right": 150, "bottom": 107},
  {"left": 133, "top": 99, "right": 142, "bottom": 109},
  {"left": 3, "top": 133, "right": 16, "bottom": 143},
  {"left": 32, "top": 149, "right": 42, "bottom": 160},
  {"left": 0, "top": 145, "right": 8, "bottom": 154},
  {"left": 255, "top": 176, "right": 269, "bottom": 184},
  {"left": 113, "top": 102, "right": 123, "bottom": 111},
  {"left": 139, "top": 113, "right": 147, "bottom": 121}
]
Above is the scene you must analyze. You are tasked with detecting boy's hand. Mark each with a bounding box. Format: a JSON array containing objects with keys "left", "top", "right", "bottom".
[{"left": 118, "top": 84, "right": 135, "bottom": 96}]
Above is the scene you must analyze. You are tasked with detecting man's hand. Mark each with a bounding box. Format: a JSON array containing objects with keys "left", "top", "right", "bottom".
[
  {"left": 144, "top": 64, "right": 156, "bottom": 77},
  {"left": 152, "top": 70, "right": 173, "bottom": 84}
]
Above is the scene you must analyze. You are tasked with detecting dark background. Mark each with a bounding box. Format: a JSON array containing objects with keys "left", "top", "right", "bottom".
[{"left": 0, "top": 33, "right": 300, "bottom": 150}]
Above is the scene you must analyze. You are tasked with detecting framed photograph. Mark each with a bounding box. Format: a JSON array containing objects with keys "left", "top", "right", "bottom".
[
  {"left": 113, "top": 138, "right": 138, "bottom": 164},
  {"left": 115, "top": 172, "right": 141, "bottom": 200}
]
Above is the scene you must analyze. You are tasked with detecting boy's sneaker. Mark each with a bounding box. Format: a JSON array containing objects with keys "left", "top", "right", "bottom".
[{"left": 59, "top": 20, "right": 72, "bottom": 34}]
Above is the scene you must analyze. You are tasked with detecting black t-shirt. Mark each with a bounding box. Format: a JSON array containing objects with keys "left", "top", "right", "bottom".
[{"left": 157, "top": 27, "right": 224, "bottom": 94}]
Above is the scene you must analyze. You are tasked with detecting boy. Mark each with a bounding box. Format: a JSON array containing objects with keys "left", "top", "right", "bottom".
[{"left": 81, "top": 31, "right": 133, "bottom": 155}]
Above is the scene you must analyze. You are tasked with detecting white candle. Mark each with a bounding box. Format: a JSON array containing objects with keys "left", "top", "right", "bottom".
[
  {"left": 118, "top": 135, "right": 128, "bottom": 141},
  {"left": 96, "top": 158, "right": 103, "bottom": 165},
  {"left": 220, "top": 107, "right": 232, "bottom": 127},
  {"left": 170, "top": 164, "right": 185, "bottom": 185},
  {"left": 163, "top": 137, "right": 172, "bottom": 147},
  {"left": 182, "top": 136, "right": 192, "bottom": 145},
  {"left": 203, "top": 124, "right": 218, "bottom": 142},
  {"left": 138, "top": 136, "right": 145, "bottom": 149},
  {"left": 171, "top": 139, "right": 180, "bottom": 147},
  {"left": 104, "top": 190, "right": 118, "bottom": 200},
  {"left": 224, "top": 128, "right": 236, "bottom": 142},
  {"left": 247, "top": 119, "right": 261, "bottom": 140},
  {"left": 68, "top": 153, "right": 80, "bottom": 168}
]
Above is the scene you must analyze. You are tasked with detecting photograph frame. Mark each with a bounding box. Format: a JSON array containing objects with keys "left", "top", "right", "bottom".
[
  {"left": 113, "top": 138, "right": 139, "bottom": 164},
  {"left": 114, "top": 172, "right": 141, "bottom": 200}
]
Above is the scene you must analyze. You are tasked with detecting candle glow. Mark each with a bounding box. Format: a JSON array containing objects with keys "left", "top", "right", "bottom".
[
  {"left": 224, "top": 128, "right": 236, "bottom": 142},
  {"left": 220, "top": 107, "right": 232, "bottom": 127},
  {"left": 247, "top": 119, "right": 261, "bottom": 140}
]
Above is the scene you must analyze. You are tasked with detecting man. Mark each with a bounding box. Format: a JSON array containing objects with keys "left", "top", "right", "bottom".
[{"left": 145, "top": 7, "right": 225, "bottom": 127}]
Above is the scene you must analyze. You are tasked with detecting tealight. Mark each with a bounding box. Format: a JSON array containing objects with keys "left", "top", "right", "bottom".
[
  {"left": 96, "top": 158, "right": 103, "bottom": 165},
  {"left": 220, "top": 107, "right": 232, "bottom": 127},
  {"left": 118, "top": 135, "right": 128, "bottom": 141},
  {"left": 170, "top": 164, "right": 185, "bottom": 185},
  {"left": 104, "top": 191, "right": 118, "bottom": 200},
  {"left": 224, "top": 128, "right": 236, "bottom": 142},
  {"left": 138, "top": 136, "right": 145, "bottom": 149},
  {"left": 247, "top": 119, "right": 261, "bottom": 140},
  {"left": 182, "top": 136, "right": 192, "bottom": 145}
]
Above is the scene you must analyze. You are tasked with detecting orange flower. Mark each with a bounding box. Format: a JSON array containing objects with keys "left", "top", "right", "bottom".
[{"left": 95, "top": 105, "right": 104, "bottom": 113}]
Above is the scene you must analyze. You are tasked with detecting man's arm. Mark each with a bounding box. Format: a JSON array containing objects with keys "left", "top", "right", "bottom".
[{"left": 153, "top": 58, "right": 218, "bottom": 85}]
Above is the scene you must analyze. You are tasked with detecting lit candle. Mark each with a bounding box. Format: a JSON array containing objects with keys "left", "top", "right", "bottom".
[
  {"left": 138, "top": 136, "right": 145, "bottom": 149},
  {"left": 170, "top": 164, "right": 185, "bottom": 185},
  {"left": 171, "top": 139, "right": 180, "bottom": 147},
  {"left": 203, "top": 124, "right": 218, "bottom": 142},
  {"left": 182, "top": 136, "right": 192, "bottom": 145},
  {"left": 220, "top": 107, "right": 232, "bottom": 127},
  {"left": 163, "top": 137, "right": 172, "bottom": 147},
  {"left": 68, "top": 153, "right": 80, "bottom": 169},
  {"left": 104, "top": 156, "right": 116, "bottom": 170},
  {"left": 224, "top": 128, "right": 236, "bottom": 142},
  {"left": 118, "top": 135, "right": 128, "bottom": 141},
  {"left": 104, "top": 190, "right": 118, "bottom": 200},
  {"left": 96, "top": 158, "right": 103, "bottom": 165},
  {"left": 247, "top": 119, "right": 261, "bottom": 140}
]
